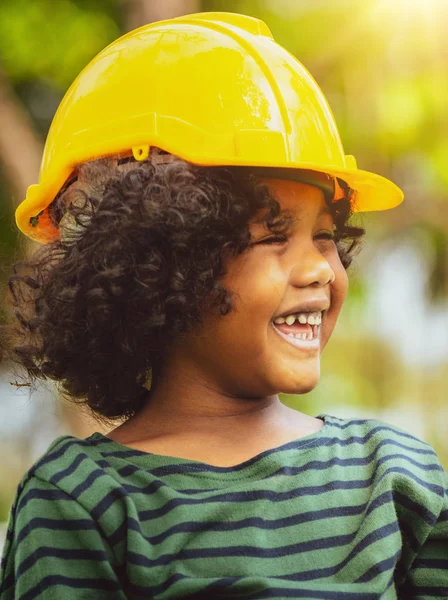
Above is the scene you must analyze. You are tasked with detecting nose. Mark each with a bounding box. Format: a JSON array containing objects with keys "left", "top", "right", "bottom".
[{"left": 290, "top": 244, "right": 335, "bottom": 287}]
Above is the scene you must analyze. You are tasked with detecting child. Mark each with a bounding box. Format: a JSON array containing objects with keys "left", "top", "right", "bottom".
[{"left": 1, "top": 12, "right": 447, "bottom": 599}]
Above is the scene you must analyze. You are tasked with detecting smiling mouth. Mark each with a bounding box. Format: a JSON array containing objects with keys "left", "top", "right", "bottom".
[{"left": 270, "top": 320, "right": 321, "bottom": 350}]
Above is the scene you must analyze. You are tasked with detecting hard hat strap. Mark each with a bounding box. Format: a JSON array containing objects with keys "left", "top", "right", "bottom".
[{"left": 249, "top": 166, "right": 353, "bottom": 204}]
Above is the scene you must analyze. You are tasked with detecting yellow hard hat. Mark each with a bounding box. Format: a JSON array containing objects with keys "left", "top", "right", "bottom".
[{"left": 15, "top": 11, "right": 404, "bottom": 244}]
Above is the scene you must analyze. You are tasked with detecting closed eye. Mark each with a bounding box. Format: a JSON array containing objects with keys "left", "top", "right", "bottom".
[
  {"left": 316, "top": 233, "right": 336, "bottom": 241},
  {"left": 257, "top": 236, "right": 287, "bottom": 245},
  {"left": 258, "top": 232, "right": 336, "bottom": 244}
]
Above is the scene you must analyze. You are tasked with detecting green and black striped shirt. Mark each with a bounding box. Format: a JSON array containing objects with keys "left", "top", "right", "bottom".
[{"left": 1, "top": 413, "right": 447, "bottom": 599}]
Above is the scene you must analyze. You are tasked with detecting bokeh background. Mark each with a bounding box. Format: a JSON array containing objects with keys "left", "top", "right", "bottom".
[{"left": 0, "top": 0, "right": 447, "bottom": 551}]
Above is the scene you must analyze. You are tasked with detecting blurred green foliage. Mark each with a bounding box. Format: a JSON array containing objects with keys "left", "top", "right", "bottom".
[{"left": 0, "top": 0, "right": 121, "bottom": 88}]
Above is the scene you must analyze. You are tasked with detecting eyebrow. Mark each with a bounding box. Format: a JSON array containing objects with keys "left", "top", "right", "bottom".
[
  {"left": 275, "top": 204, "right": 332, "bottom": 222},
  {"left": 252, "top": 204, "right": 333, "bottom": 228},
  {"left": 318, "top": 205, "right": 332, "bottom": 217}
]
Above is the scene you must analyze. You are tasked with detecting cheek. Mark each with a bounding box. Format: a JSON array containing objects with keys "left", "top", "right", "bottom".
[
  {"left": 329, "top": 253, "right": 349, "bottom": 312},
  {"left": 200, "top": 260, "right": 275, "bottom": 341},
  {"left": 223, "top": 257, "right": 280, "bottom": 314}
]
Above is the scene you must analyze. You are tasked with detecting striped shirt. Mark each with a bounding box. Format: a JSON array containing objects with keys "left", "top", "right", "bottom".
[{"left": 1, "top": 413, "right": 447, "bottom": 599}]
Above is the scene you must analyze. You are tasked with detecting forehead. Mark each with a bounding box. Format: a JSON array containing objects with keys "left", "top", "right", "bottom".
[{"left": 253, "top": 178, "right": 332, "bottom": 225}]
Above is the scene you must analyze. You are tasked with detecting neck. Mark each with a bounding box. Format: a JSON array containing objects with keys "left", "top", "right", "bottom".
[{"left": 110, "top": 350, "right": 319, "bottom": 446}]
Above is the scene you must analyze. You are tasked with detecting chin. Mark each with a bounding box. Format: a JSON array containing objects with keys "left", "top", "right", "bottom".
[
  {"left": 278, "top": 370, "right": 320, "bottom": 395},
  {"left": 297, "top": 379, "right": 319, "bottom": 394}
]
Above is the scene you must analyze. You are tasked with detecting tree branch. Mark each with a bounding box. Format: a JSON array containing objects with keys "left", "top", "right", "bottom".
[
  {"left": 125, "top": 0, "right": 200, "bottom": 31},
  {"left": 0, "top": 67, "right": 43, "bottom": 209}
]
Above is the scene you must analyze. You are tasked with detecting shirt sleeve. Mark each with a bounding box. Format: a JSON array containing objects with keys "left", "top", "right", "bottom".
[
  {"left": 0, "top": 473, "right": 128, "bottom": 599},
  {"left": 398, "top": 462, "right": 448, "bottom": 598}
]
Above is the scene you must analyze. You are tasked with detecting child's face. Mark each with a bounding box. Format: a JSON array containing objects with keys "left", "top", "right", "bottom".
[{"left": 182, "top": 178, "right": 348, "bottom": 398}]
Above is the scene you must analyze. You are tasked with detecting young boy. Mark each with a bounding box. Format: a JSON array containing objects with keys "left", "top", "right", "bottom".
[{"left": 1, "top": 12, "right": 447, "bottom": 599}]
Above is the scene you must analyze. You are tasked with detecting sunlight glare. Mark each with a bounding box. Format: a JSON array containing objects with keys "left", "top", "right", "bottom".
[{"left": 376, "top": 0, "right": 448, "bottom": 17}]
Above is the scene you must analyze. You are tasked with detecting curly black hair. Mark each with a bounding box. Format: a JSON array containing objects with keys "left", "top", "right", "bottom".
[{"left": 0, "top": 152, "right": 365, "bottom": 429}]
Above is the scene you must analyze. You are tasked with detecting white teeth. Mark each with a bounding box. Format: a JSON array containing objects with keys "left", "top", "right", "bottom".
[
  {"left": 294, "top": 333, "right": 310, "bottom": 340},
  {"left": 272, "top": 321, "right": 320, "bottom": 348},
  {"left": 275, "top": 316, "right": 286, "bottom": 324},
  {"left": 274, "top": 311, "right": 323, "bottom": 326}
]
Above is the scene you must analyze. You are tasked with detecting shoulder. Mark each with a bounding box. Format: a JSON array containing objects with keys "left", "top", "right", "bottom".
[
  {"left": 323, "top": 413, "right": 438, "bottom": 456},
  {"left": 1, "top": 434, "right": 121, "bottom": 573},
  {"left": 8, "top": 432, "right": 123, "bottom": 524},
  {"left": 25, "top": 432, "right": 103, "bottom": 482},
  {"left": 0, "top": 436, "right": 126, "bottom": 596},
  {"left": 323, "top": 413, "right": 447, "bottom": 512}
]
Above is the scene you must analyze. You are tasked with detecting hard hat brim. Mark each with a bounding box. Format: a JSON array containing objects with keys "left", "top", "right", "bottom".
[
  {"left": 16, "top": 155, "right": 403, "bottom": 244},
  {"left": 187, "top": 160, "right": 404, "bottom": 213}
]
